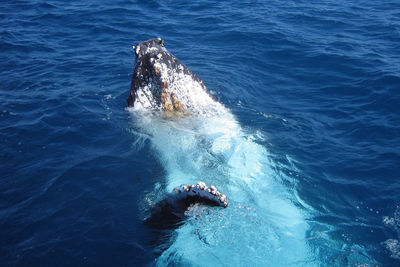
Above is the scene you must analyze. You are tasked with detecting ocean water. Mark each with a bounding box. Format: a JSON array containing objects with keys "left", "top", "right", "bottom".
[{"left": 1, "top": 0, "right": 400, "bottom": 266}]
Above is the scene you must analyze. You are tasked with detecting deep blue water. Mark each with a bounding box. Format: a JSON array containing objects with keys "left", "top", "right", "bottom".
[{"left": 1, "top": 0, "right": 400, "bottom": 266}]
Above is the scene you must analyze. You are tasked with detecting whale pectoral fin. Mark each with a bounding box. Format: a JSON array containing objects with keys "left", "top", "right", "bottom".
[{"left": 144, "top": 182, "right": 228, "bottom": 230}]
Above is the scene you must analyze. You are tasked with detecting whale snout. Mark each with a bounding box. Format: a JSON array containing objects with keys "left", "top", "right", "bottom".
[
  {"left": 133, "top": 37, "right": 165, "bottom": 57},
  {"left": 128, "top": 38, "right": 217, "bottom": 115}
]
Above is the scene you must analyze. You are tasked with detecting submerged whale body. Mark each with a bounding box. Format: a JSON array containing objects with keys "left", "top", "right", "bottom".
[{"left": 128, "top": 38, "right": 312, "bottom": 265}]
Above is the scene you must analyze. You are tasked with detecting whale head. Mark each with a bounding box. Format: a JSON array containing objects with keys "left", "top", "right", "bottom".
[{"left": 127, "top": 38, "right": 219, "bottom": 117}]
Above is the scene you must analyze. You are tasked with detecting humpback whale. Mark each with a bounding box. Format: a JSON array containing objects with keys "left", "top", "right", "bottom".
[
  {"left": 128, "top": 38, "right": 228, "bottom": 222},
  {"left": 127, "top": 38, "right": 311, "bottom": 265}
]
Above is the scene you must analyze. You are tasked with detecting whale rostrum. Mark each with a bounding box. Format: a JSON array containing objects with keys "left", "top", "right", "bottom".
[{"left": 127, "top": 38, "right": 224, "bottom": 117}]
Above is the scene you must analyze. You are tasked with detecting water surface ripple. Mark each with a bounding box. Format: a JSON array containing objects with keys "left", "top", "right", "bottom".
[{"left": 1, "top": 0, "right": 399, "bottom": 266}]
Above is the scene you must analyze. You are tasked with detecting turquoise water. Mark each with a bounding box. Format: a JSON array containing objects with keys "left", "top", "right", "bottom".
[{"left": 1, "top": 0, "right": 400, "bottom": 266}]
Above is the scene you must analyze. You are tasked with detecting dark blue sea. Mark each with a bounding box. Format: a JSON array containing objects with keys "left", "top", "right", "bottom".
[{"left": 1, "top": 0, "right": 400, "bottom": 266}]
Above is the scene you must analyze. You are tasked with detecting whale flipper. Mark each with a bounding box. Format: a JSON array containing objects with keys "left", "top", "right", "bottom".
[{"left": 144, "top": 181, "right": 228, "bottom": 230}]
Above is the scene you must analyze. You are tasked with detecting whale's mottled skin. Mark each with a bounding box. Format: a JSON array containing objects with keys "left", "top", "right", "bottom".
[{"left": 127, "top": 38, "right": 224, "bottom": 117}]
